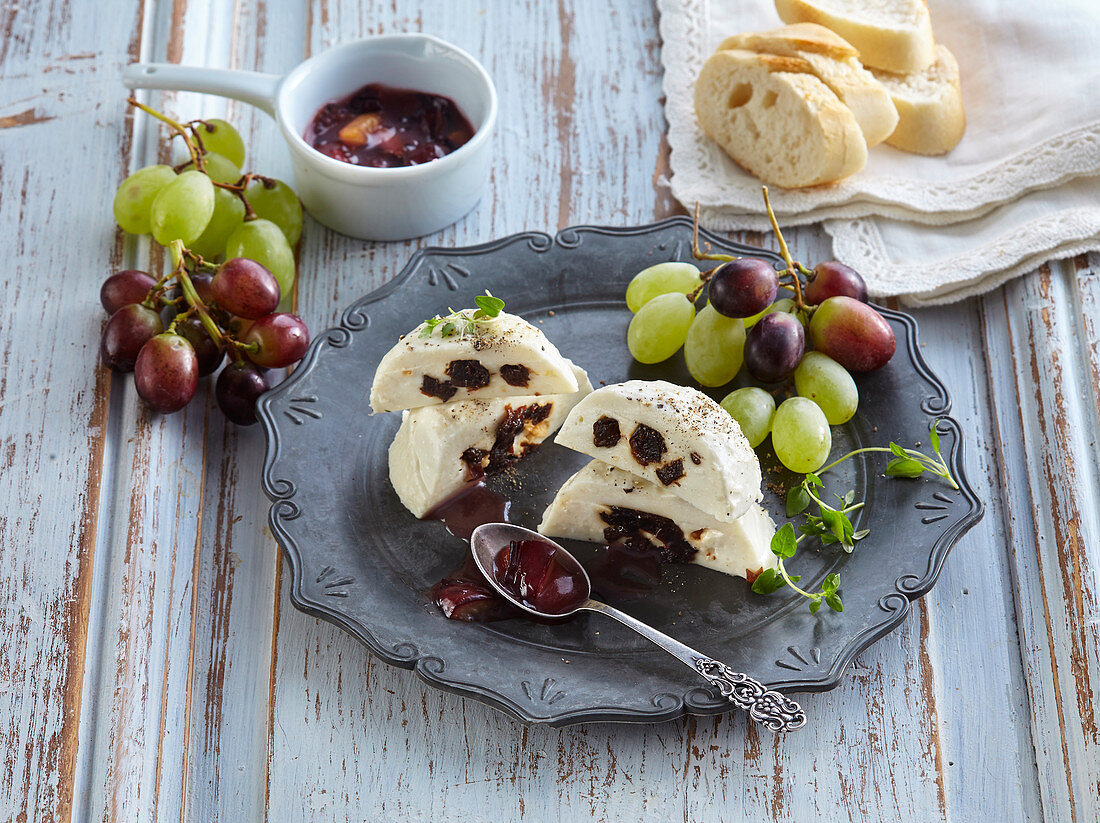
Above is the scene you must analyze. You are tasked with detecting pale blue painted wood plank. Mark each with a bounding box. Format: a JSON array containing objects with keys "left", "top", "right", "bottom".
[
  {"left": 0, "top": 0, "right": 148, "bottom": 820},
  {"left": 976, "top": 259, "right": 1100, "bottom": 823},
  {"left": 904, "top": 300, "right": 1045, "bottom": 823},
  {"left": 71, "top": 0, "right": 302, "bottom": 820}
]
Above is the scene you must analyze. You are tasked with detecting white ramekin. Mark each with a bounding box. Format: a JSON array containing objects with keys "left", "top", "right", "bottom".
[{"left": 123, "top": 34, "right": 497, "bottom": 241}]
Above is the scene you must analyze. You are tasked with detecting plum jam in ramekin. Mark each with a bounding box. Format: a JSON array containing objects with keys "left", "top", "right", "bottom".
[{"left": 306, "top": 83, "right": 476, "bottom": 168}]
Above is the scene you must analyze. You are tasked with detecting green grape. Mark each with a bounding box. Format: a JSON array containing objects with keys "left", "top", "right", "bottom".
[
  {"left": 625, "top": 262, "right": 703, "bottom": 313},
  {"left": 720, "top": 387, "right": 776, "bottom": 448},
  {"left": 226, "top": 218, "right": 296, "bottom": 309},
  {"left": 190, "top": 186, "right": 246, "bottom": 260},
  {"left": 794, "top": 351, "right": 859, "bottom": 425},
  {"left": 113, "top": 165, "right": 176, "bottom": 234},
  {"left": 194, "top": 118, "right": 245, "bottom": 167},
  {"left": 684, "top": 303, "right": 746, "bottom": 387},
  {"left": 180, "top": 152, "right": 242, "bottom": 185},
  {"left": 245, "top": 178, "right": 303, "bottom": 246},
  {"left": 150, "top": 170, "right": 215, "bottom": 246},
  {"left": 626, "top": 292, "right": 695, "bottom": 364},
  {"left": 742, "top": 296, "right": 797, "bottom": 328},
  {"left": 772, "top": 396, "right": 832, "bottom": 474}
]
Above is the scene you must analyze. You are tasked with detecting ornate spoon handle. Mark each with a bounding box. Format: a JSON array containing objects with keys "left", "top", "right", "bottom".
[
  {"left": 693, "top": 658, "right": 807, "bottom": 731},
  {"left": 581, "top": 599, "right": 807, "bottom": 732}
]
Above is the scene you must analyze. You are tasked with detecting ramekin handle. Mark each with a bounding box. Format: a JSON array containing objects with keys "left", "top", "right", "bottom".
[{"left": 122, "top": 63, "right": 280, "bottom": 117}]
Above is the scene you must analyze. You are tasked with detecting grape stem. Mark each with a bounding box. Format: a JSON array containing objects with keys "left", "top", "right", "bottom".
[
  {"left": 127, "top": 97, "right": 205, "bottom": 173},
  {"left": 171, "top": 240, "right": 225, "bottom": 348},
  {"left": 166, "top": 305, "right": 196, "bottom": 333},
  {"left": 165, "top": 113, "right": 269, "bottom": 218},
  {"left": 760, "top": 187, "right": 809, "bottom": 312},
  {"left": 211, "top": 172, "right": 274, "bottom": 220},
  {"left": 141, "top": 268, "right": 179, "bottom": 310},
  {"left": 691, "top": 202, "right": 738, "bottom": 263},
  {"left": 183, "top": 249, "right": 219, "bottom": 272},
  {"left": 184, "top": 119, "right": 213, "bottom": 155},
  {"left": 686, "top": 266, "right": 720, "bottom": 304}
]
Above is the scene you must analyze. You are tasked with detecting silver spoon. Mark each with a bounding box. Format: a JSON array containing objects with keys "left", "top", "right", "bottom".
[{"left": 470, "top": 523, "right": 807, "bottom": 732}]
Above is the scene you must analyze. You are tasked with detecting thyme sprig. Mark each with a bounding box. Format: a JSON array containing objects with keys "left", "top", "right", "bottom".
[
  {"left": 817, "top": 420, "right": 958, "bottom": 489},
  {"left": 751, "top": 524, "right": 843, "bottom": 614},
  {"left": 751, "top": 472, "right": 859, "bottom": 613},
  {"left": 419, "top": 292, "right": 506, "bottom": 339},
  {"left": 786, "top": 473, "right": 868, "bottom": 554},
  {"left": 752, "top": 419, "right": 957, "bottom": 614}
]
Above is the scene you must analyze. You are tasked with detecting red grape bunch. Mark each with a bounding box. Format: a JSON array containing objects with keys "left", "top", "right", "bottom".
[
  {"left": 100, "top": 252, "right": 310, "bottom": 424},
  {"left": 624, "top": 187, "right": 896, "bottom": 473}
]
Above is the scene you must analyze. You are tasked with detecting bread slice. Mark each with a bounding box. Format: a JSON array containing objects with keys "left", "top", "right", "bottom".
[
  {"left": 694, "top": 49, "right": 867, "bottom": 188},
  {"left": 719, "top": 24, "right": 899, "bottom": 147},
  {"left": 774, "top": 0, "right": 936, "bottom": 74},
  {"left": 872, "top": 45, "right": 965, "bottom": 155}
]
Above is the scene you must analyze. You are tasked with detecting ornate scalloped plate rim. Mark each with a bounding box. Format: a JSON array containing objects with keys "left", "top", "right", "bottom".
[{"left": 257, "top": 217, "right": 985, "bottom": 727}]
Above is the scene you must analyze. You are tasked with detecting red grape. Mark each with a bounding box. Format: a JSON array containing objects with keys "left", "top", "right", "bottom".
[
  {"left": 134, "top": 333, "right": 199, "bottom": 413},
  {"left": 161, "top": 270, "right": 216, "bottom": 325},
  {"left": 809, "top": 296, "right": 895, "bottom": 372},
  {"left": 101, "top": 270, "right": 156, "bottom": 314},
  {"left": 215, "top": 360, "right": 269, "bottom": 425},
  {"left": 100, "top": 304, "right": 164, "bottom": 372},
  {"left": 228, "top": 314, "right": 254, "bottom": 334},
  {"left": 744, "top": 310, "right": 805, "bottom": 382},
  {"left": 189, "top": 270, "right": 216, "bottom": 304},
  {"left": 211, "top": 258, "right": 281, "bottom": 319},
  {"left": 175, "top": 315, "right": 225, "bottom": 376},
  {"left": 708, "top": 258, "right": 779, "bottom": 318},
  {"left": 244, "top": 313, "right": 310, "bottom": 368},
  {"left": 804, "top": 261, "right": 868, "bottom": 304}
]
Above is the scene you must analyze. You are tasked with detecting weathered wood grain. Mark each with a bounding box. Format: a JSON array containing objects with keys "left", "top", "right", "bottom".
[
  {"left": 60, "top": 0, "right": 291, "bottom": 820},
  {"left": 0, "top": 1, "right": 144, "bottom": 821},
  {"left": 978, "top": 256, "right": 1100, "bottom": 823},
  {"left": 1, "top": 0, "right": 1098, "bottom": 821}
]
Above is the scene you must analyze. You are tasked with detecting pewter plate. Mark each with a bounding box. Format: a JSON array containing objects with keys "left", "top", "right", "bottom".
[{"left": 257, "top": 218, "right": 984, "bottom": 726}]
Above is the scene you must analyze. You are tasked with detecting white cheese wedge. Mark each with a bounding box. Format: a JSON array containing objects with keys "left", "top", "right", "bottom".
[
  {"left": 554, "top": 380, "right": 762, "bottom": 523},
  {"left": 388, "top": 363, "right": 592, "bottom": 518},
  {"left": 370, "top": 310, "right": 579, "bottom": 413},
  {"left": 538, "top": 462, "right": 776, "bottom": 581}
]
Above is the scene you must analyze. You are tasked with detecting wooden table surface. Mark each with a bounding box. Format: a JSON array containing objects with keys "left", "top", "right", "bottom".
[{"left": 2, "top": 1, "right": 1098, "bottom": 821}]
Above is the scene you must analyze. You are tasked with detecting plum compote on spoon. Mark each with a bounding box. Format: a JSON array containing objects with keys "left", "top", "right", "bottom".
[
  {"left": 466, "top": 523, "right": 809, "bottom": 731},
  {"left": 492, "top": 538, "right": 589, "bottom": 616}
]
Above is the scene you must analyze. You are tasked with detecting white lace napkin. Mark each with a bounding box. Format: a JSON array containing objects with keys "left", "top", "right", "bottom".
[
  {"left": 659, "top": 0, "right": 1100, "bottom": 303},
  {"left": 826, "top": 178, "right": 1100, "bottom": 305}
]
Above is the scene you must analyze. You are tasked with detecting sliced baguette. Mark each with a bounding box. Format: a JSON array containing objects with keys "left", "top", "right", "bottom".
[
  {"left": 694, "top": 49, "right": 867, "bottom": 188},
  {"left": 719, "top": 24, "right": 899, "bottom": 147},
  {"left": 774, "top": 0, "right": 936, "bottom": 74},
  {"left": 872, "top": 44, "right": 965, "bottom": 155}
]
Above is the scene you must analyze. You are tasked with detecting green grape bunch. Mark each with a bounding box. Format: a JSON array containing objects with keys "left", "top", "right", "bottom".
[
  {"left": 620, "top": 192, "right": 961, "bottom": 619},
  {"left": 112, "top": 99, "right": 303, "bottom": 276},
  {"left": 623, "top": 188, "right": 897, "bottom": 476}
]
